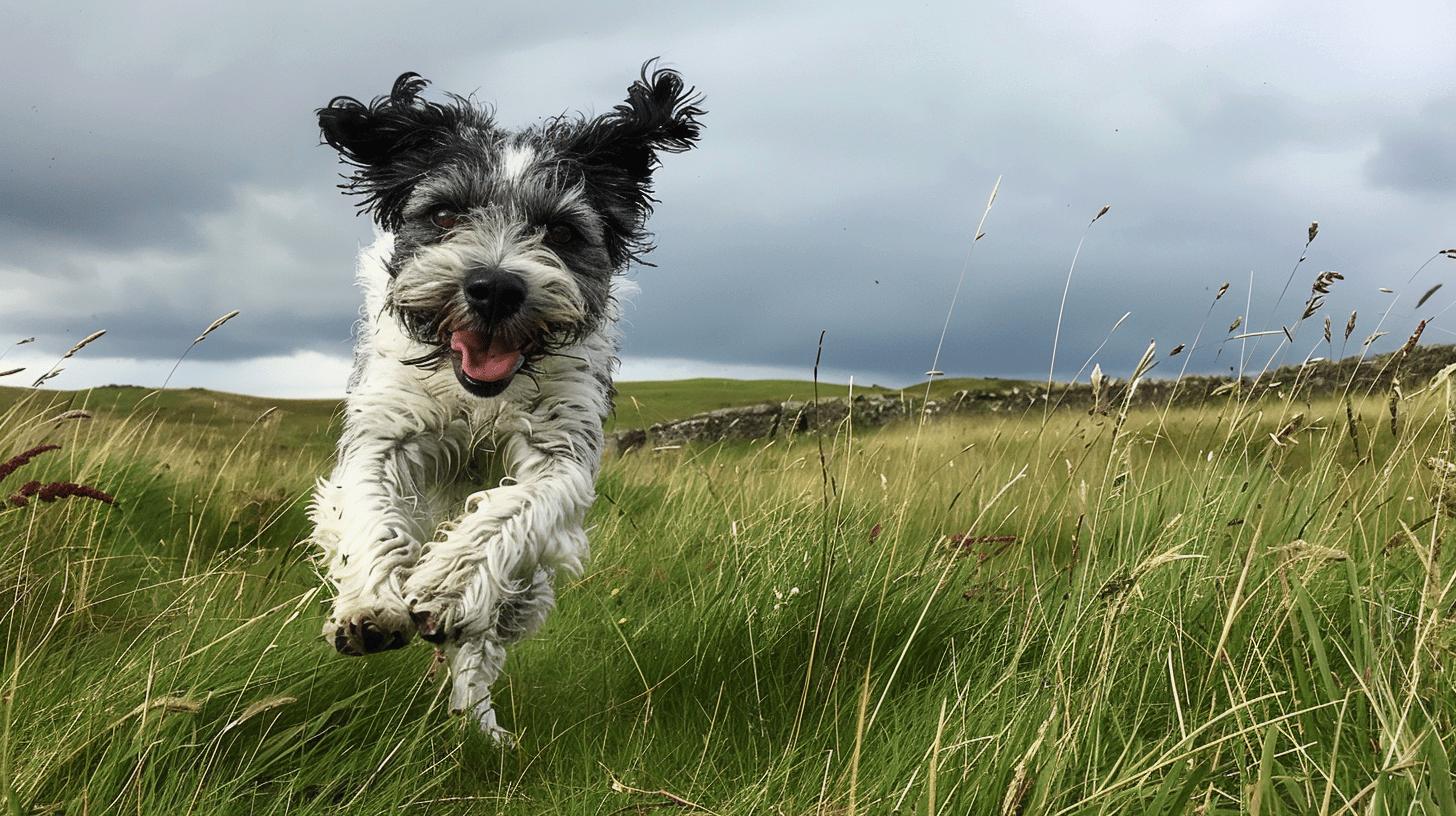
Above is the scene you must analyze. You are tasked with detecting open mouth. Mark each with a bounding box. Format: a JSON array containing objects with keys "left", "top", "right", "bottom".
[{"left": 446, "top": 328, "right": 527, "bottom": 397}]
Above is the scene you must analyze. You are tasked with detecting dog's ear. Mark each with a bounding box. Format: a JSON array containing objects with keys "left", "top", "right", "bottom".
[
  {"left": 569, "top": 62, "right": 704, "bottom": 264},
  {"left": 583, "top": 62, "right": 704, "bottom": 180},
  {"left": 317, "top": 73, "right": 472, "bottom": 230}
]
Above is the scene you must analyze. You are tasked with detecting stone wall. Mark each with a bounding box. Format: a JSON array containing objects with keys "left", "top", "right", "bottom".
[{"left": 613, "top": 343, "right": 1456, "bottom": 452}]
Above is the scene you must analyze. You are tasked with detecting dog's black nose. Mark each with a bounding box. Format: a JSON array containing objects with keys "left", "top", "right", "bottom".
[{"left": 463, "top": 269, "right": 526, "bottom": 321}]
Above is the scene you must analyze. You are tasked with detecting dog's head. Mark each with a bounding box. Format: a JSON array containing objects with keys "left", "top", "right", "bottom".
[{"left": 318, "top": 64, "right": 704, "bottom": 397}]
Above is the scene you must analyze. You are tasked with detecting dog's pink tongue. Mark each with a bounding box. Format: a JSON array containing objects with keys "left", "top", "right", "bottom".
[{"left": 450, "top": 330, "right": 522, "bottom": 383}]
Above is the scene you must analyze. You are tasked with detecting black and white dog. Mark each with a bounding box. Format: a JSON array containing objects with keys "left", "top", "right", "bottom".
[{"left": 308, "top": 64, "right": 702, "bottom": 737}]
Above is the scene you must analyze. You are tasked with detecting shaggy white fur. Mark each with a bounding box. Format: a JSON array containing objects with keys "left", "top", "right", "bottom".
[{"left": 309, "top": 234, "right": 619, "bottom": 737}]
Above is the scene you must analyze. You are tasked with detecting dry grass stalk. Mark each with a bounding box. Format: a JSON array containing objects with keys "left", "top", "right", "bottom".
[
  {"left": 222, "top": 695, "right": 298, "bottom": 733},
  {"left": 1418, "top": 283, "right": 1443, "bottom": 308},
  {"left": 1130, "top": 341, "right": 1157, "bottom": 383},
  {"left": 1278, "top": 539, "right": 1346, "bottom": 561},
  {"left": 1270, "top": 412, "right": 1305, "bottom": 447},
  {"left": 1089, "top": 364, "right": 1106, "bottom": 414},
  {"left": 61, "top": 329, "right": 106, "bottom": 359},
  {"left": 1099, "top": 547, "right": 1204, "bottom": 611},
  {"left": 1301, "top": 271, "right": 1344, "bottom": 319},
  {"left": 1395, "top": 320, "right": 1427, "bottom": 361},
  {"left": 1425, "top": 456, "right": 1456, "bottom": 518},
  {"left": 1001, "top": 704, "right": 1057, "bottom": 816},
  {"left": 606, "top": 772, "right": 717, "bottom": 814},
  {"left": 1345, "top": 398, "right": 1361, "bottom": 458},
  {"left": 1389, "top": 383, "right": 1401, "bottom": 439},
  {"left": 30, "top": 368, "right": 62, "bottom": 388},
  {"left": 195, "top": 310, "right": 241, "bottom": 343},
  {"left": 125, "top": 696, "right": 203, "bottom": 719}
]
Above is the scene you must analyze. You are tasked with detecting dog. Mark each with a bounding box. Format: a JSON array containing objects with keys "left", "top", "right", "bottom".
[{"left": 308, "top": 63, "right": 703, "bottom": 737}]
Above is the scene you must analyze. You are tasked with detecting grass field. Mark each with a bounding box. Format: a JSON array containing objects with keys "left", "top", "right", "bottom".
[{"left": 2, "top": 368, "right": 1455, "bottom": 814}]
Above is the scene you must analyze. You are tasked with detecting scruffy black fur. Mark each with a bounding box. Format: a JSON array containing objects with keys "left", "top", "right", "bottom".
[{"left": 318, "top": 62, "right": 705, "bottom": 265}]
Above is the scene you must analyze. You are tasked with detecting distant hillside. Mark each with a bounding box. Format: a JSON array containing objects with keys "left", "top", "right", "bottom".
[
  {"left": 0, "top": 375, "right": 1032, "bottom": 439},
  {"left": 609, "top": 376, "right": 1027, "bottom": 432},
  {"left": 615, "top": 342, "right": 1456, "bottom": 449}
]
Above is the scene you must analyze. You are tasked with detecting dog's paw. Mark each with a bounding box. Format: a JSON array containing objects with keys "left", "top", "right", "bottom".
[
  {"left": 406, "top": 599, "right": 462, "bottom": 645},
  {"left": 463, "top": 708, "right": 521, "bottom": 746},
  {"left": 324, "top": 596, "right": 414, "bottom": 656},
  {"left": 402, "top": 569, "right": 475, "bottom": 644},
  {"left": 453, "top": 698, "right": 516, "bottom": 745}
]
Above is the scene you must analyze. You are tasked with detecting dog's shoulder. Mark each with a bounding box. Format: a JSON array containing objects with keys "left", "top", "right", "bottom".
[{"left": 354, "top": 232, "right": 396, "bottom": 316}]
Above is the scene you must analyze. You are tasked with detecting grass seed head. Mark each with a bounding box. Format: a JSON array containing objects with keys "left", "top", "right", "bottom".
[
  {"left": 1302, "top": 270, "right": 1344, "bottom": 319},
  {"left": 0, "top": 444, "right": 62, "bottom": 485},
  {"left": 30, "top": 369, "right": 62, "bottom": 388},
  {"left": 1418, "top": 283, "right": 1443, "bottom": 308},
  {"left": 1396, "top": 320, "right": 1427, "bottom": 360},
  {"left": 195, "top": 310, "right": 241, "bottom": 343},
  {"left": 61, "top": 329, "right": 107, "bottom": 359}
]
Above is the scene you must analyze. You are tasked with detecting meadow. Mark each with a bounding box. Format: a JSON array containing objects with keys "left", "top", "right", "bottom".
[{"left": 1, "top": 363, "right": 1454, "bottom": 814}]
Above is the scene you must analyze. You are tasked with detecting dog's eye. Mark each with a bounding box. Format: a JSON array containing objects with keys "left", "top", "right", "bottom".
[
  {"left": 544, "top": 224, "right": 576, "bottom": 247},
  {"left": 430, "top": 209, "right": 460, "bottom": 230}
]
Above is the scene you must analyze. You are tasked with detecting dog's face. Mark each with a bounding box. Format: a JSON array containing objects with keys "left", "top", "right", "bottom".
[{"left": 318, "top": 67, "right": 703, "bottom": 397}]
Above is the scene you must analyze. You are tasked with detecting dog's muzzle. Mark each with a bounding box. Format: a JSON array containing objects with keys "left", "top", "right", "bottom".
[{"left": 448, "top": 269, "right": 529, "bottom": 397}]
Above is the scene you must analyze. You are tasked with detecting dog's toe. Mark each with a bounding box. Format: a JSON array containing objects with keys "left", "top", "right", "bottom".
[
  {"left": 358, "top": 620, "right": 407, "bottom": 652},
  {"left": 333, "top": 629, "right": 362, "bottom": 656},
  {"left": 411, "top": 609, "right": 450, "bottom": 644},
  {"left": 328, "top": 610, "right": 413, "bottom": 656}
]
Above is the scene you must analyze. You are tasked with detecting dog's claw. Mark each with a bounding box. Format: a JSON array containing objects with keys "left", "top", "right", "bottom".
[
  {"left": 328, "top": 610, "right": 413, "bottom": 655},
  {"left": 333, "top": 630, "right": 362, "bottom": 656},
  {"left": 412, "top": 609, "right": 449, "bottom": 643}
]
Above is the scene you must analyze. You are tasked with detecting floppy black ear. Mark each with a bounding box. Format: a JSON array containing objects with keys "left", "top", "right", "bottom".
[
  {"left": 589, "top": 62, "right": 704, "bottom": 178},
  {"left": 570, "top": 62, "right": 704, "bottom": 264},
  {"left": 317, "top": 73, "right": 477, "bottom": 230}
]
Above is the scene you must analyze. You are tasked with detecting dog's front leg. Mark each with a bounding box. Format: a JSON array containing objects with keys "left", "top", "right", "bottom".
[
  {"left": 311, "top": 394, "right": 466, "bottom": 655},
  {"left": 402, "top": 419, "right": 598, "bottom": 731},
  {"left": 403, "top": 433, "right": 595, "bottom": 643},
  {"left": 444, "top": 639, "right": 511, "bottom": 740}
]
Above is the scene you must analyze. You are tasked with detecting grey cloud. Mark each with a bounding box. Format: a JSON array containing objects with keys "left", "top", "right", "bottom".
[
  {"left": 3, "top": 0, "right": 1454, "bottom": 390},
  {"left": 1366, "top": 95, "right": 1456, "bottom": 195}
]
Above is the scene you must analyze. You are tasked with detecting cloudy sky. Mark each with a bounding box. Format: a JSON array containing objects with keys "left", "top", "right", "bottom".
[{"left": 3, "top": 1, "right": 1453, "bottom": 397}]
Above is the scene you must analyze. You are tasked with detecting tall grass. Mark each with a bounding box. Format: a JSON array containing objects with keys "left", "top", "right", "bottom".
[{"left": 1, "top": 356, "right": 1453, "bottom": 812}]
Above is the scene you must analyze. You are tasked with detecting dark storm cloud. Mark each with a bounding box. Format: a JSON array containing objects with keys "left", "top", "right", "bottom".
[
  {"left": 4, "top": 0, "right": 1455, "bottom": 391},
  {"left": 1365, "top": 95, "right": 1456, "bottom": 196}
]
